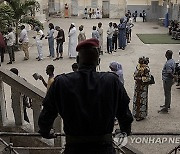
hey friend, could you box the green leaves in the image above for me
[0,3,14,33]
[1,0,42,44]
[20,16,43,30]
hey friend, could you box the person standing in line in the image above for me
[126,18,134,43]
[159,50,175,113]
[133,57,151,121]
[127,10,131,18]
[92,26,99,40]
[33,26,44,61]
[78,25,86,43]
[38,65,55,91]
[109,62,124,84]
[118,18,127,50]
[0,31,6,66]
[97,22,103,55]
[5,27,15,64]
[133,11,138,22]
[19,25,29,60]
[10,68,32,123]
[96,8,101,19]
[88,8,92,19]
[112,23,118,52]
[68,23,77,59]
[54,26,65,60]
[142,10,147,22]
[107,22,113,54]
[46,23,55,58]
[38,38,133,154]
[84,8,88,19]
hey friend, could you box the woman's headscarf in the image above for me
[109,62,124,84]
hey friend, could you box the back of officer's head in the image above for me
[76,38,100,66]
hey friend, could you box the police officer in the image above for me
[38,38,133,154]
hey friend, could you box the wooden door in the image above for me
[102,1,109,18]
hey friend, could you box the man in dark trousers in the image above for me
[159,50,175,113]
[53,26,65,60]
[38,38,133,154]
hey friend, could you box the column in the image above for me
[0,80,7,126]
[11,87,23,126]
[32,99,42,132]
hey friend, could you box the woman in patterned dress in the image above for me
[133,57,151,121]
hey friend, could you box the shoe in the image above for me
[47,55,51,57]
[7,62,12,64]
[160,105,170,109]
[176,83,180,86]
[38,59,42,61]
[12,59,15,62]
[158,108,168,114]
[24,58,29,61]
[59,57,63,59]
[122,48,125,50]
[114,50,117,52]
[53,57,60,61]
[36,57,39,59]
[160,105,165,108]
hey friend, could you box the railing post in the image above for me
[32,99,42,132]
[11,87,23,126]
[54,116,62,147]
[0,80,7,126]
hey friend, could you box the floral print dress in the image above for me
[133,64,151,120]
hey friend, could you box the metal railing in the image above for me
[0,138,19,154]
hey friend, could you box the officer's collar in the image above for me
[78,65,96,71]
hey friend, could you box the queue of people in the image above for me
[169,20,180,40]
[0,10,136,66]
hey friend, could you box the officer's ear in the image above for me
[76,55,79,64]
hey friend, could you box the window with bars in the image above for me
[49,0,55,9]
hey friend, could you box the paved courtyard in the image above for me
[1,17,180,153]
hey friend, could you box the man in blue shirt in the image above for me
[159,50,175,113]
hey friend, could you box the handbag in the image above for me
[148,75,155,85]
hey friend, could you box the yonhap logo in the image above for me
[113,132,128,147]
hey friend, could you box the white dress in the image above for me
[68,27,77,58]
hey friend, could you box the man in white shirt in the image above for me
[107,22,113,54]
[33,26,44,61]
[19,25,29,60]
[5,27,15,64]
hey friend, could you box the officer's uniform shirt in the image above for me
[38,65,133,136]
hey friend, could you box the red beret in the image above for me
[76,38,99,52]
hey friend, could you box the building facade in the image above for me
[127,0,180,21]
[43,0,127,18]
